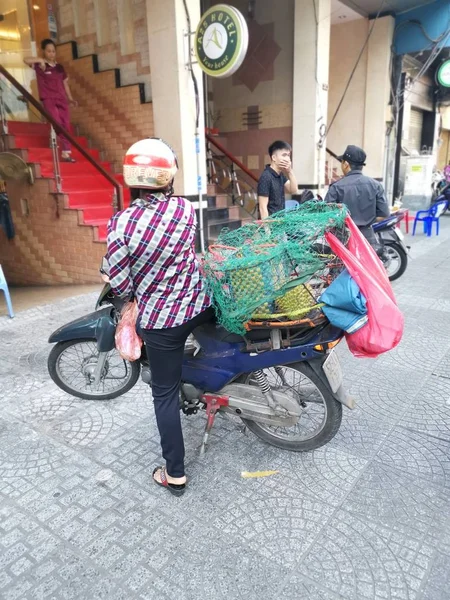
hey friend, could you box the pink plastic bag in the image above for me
[325,217,404,358]
[115,301,142,361]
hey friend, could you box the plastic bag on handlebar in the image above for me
[115,301,142,362]
[325,217,403,358]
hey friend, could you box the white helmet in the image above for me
[123,138,178,189]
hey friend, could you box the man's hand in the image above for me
[69,99,78,107]
[279,158,292,175]
[281,160,297,195]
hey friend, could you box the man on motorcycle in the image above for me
[105,138,213,496]
[325,145,389,248]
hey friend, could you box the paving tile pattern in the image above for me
[1,222,450,599]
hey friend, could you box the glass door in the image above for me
[0,1,40,122]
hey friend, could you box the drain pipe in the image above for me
[183,0,205,253]
[194,127,205,254]
[383,122,395,205]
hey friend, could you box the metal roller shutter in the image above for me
[408,108,424,152]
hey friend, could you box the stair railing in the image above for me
[0,65,123,212]
[206,133,259,218]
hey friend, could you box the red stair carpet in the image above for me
[8,121,130,242]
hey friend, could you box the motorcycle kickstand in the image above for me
[199,394,229,456]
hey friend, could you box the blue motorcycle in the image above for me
[48,284,352,453]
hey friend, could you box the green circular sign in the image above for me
[437,59,450,88]
[195,4,249,78]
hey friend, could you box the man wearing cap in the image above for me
[325,145,390,247]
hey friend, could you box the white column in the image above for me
[363,16,395,179]
[146,0,207,198]
[292,0,331,194]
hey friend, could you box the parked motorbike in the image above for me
[431,170,447,202]
[372,212,409,281]
[47,284,352,453]
[431,183,450,213]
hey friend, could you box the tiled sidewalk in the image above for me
[1,220,450,599]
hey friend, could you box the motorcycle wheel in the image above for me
[384,241,408,281]
[48,338,140,400]
[239,362,342,452]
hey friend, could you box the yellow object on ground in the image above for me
[241,470,279,478]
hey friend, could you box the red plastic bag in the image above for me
[325,218,404,358]
[345,217,395,303]
[115,301,142,361]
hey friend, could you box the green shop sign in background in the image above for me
[437,59,450,88]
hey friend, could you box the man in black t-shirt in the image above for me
[257,140,298,218]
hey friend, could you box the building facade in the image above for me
[1,0,449,284]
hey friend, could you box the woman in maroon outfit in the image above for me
[24,39,78,162]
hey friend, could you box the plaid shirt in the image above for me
[106,194,211,329]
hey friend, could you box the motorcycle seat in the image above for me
[195,317,271,344]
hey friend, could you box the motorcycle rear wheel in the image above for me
[239,362,342,452]
[48,338,140,400]
[384,241,408,281]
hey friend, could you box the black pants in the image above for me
[138,307,214,478]
[359,225,383,255]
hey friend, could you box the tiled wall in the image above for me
[0,180,105,286]
[54,0,151,100]
[222,127,293,179]
[57,43,154,174]
[207,0,295,177]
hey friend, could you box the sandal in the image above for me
[62,155,76,163]
[152,466,186,497]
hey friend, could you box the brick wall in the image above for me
[54,0,151,100]
[214,104,293,177]
[0,180,105,286]
[220,126,293,179]
[57,43,154,173]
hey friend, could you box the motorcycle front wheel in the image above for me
[239,362,342,452]
[48,338,140,400]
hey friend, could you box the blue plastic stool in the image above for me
[0,265,14,318]
[413,200,448,237]
[285,199,300,211]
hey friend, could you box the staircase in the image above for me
[205,134,258,242]
[206,184,243,240]
[6,121,340,248]
[6,120,130,242]
[7,121,251,249]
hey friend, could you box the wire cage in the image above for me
[203,202,349,335]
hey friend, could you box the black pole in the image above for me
[393,72,406,201]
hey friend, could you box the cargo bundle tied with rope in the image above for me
[202,201,349,335]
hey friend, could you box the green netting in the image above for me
[202,201,349,335]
